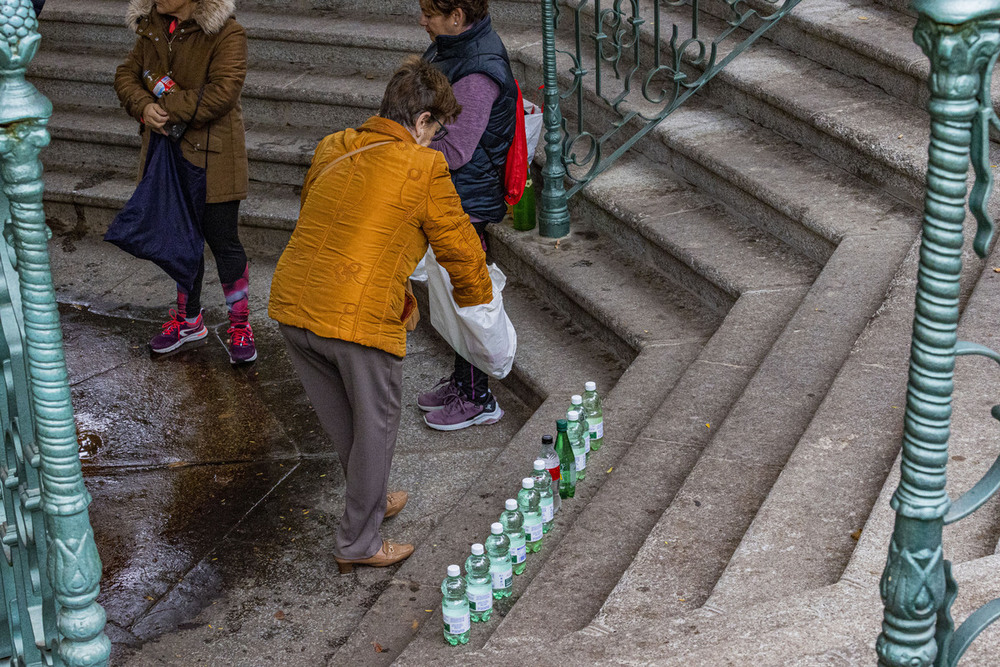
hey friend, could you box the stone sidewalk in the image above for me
[49,229,532,665]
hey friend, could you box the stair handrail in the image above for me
[537,0,804,238]
[0,1,109,665]
[877,2,1000,666]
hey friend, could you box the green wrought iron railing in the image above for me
[878,2,1000,666]
[0,1,109,665]
[538,0,804,237]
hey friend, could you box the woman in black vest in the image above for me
[416,0,517,431]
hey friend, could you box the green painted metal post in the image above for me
[878,2,1000,666]
[0,1,109,665]
[538,0,570,239]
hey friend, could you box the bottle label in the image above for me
[583,430,591,454]
[443,608,470,634]
[540,496,554,522]
[151,75,175,98]
[510,539,526,564]
[467,584,493,611]
[547,465,561,482]
[491,566,512,590]
[525,518,543,542]
[591,418,604,439]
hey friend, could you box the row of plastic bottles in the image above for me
[442,382,604,645]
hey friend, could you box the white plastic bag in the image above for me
[424,248,517,379]
[524,100,544,164]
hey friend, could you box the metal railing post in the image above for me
[538,0,571,239]
[0,1,109,665]
[878,2,1000,666]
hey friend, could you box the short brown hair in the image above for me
[419,0,489,25]
[378,57,462,128]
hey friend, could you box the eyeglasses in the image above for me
[431,115,449,142]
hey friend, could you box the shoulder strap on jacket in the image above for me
[302,141,391,209]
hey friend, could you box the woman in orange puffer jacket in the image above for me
[269,58,492,572]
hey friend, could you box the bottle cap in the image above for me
[571,394,583,405]
[471,543,484,555]
[522,477,535,489]
[491,522,504,534]
[541,435,553,444]
[505,498,518,511]
[585,381,597,392]
[556,419,567,431]
[567,410,580,421]
[533,459,545,471]
[448,564,460,577]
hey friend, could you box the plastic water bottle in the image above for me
[555,419,576,498]
[518,478,544,553]
[583,381,604,451]
[539,435,562,515]
[143,70,176,98]
[569,394,591,455]
[465,544,493,622]
[567,410,587,481]
[531,460,555,533]
[485,522,513,599]
[442,564,471,645]
[500,498,527,575]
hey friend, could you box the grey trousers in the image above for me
[280,325,403,560]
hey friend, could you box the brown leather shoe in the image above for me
[336,540,414,574]
[385,491,408,519]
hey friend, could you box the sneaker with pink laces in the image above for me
[150,309,208,354]
[227,323,257,364]
[417,376,462,412]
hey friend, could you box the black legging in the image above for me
[186,200,247,313]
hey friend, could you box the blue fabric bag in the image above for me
[104,132,206,294]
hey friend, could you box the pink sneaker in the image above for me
[150,309,207,354]
[424,393,503,431]
[227,323,258,365]
[417,376,462,412]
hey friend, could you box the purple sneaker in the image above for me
[227,323,258,365]
[417,376,462,412]
[150,309,208,354]
[424,393,503,431]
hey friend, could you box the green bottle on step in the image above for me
[518,478,544,553]
[442,564,470,645]
[500,498,527,575]
[582,381,604,451]
[465,544,493,622]
[512,173,536,231]
[555,419,577,499]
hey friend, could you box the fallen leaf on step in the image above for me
[274,610,286,620]
[412,619,419,630]
[851,529,862,541]
[706,423,710,428]
[994,268,1000,273]
[952,455,966,462]
[858,15,869,20]
[373,642,385,653]
[607,467,613,473]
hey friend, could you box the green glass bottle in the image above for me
[554,419,576,499]
[512,174,536,231]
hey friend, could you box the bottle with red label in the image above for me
[538,434,562,515]
[143,70,176,98]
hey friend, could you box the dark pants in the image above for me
[186,200,248,313]
[453,221,491,403]
[280,325,403,560]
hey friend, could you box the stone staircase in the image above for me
[30,0,1000,664]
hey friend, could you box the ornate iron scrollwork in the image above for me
[537,0,803,236]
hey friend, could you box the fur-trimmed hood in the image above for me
[126,0,236,35]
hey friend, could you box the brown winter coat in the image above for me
[268,117,493,358]
[113,0,249,203]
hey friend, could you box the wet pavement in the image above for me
[50,232,531,665]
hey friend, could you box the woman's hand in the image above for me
[142,102,170,134]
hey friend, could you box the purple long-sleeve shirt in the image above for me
[431,73,500,225]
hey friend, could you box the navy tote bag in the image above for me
[105,132,206,294]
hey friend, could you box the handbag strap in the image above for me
[316,141,390,181]
[302,141,390,208]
